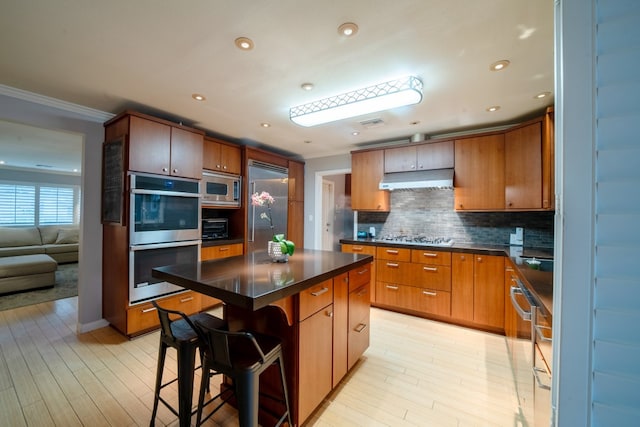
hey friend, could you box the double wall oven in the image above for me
[129,173,201,304]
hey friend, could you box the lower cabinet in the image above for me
[126,291,200,336]
[332,272,349,386]
[341,243,377,302]
[348,281,370,369]
[200,243,243,309]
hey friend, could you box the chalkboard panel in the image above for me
[102,137,125,224]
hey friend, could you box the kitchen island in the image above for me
[152,249,374,426]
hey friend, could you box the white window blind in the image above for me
[0,183,36,225]
[39,186,75,224]
[0,182,80,226]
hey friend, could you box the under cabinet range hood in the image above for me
[379,168,454,190]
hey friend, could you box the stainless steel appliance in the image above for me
[129,240,199,304]
[247,160,288,253]
[202,218,229,240]
[130,173,201,245]
[201,171,241,207]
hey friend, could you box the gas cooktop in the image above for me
[377,235,454,247]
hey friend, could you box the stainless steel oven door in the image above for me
[129,240,200,305]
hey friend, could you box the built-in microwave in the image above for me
[201,171,241,207]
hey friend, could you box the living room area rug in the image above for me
[0,262,78,311]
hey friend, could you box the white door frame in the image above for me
[313,168,350,250]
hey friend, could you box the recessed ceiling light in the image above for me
[0,160,4,164]
[304,140,312,144]
[260,122,271,128]
[489,60,510,71]
[235,37,254,50]
[73,169,79,173]
[301,83,314,91]
[410,121,421,126]
[338,22,358,37]
[486,106,501,112]
[535,91,552,99]
[352,131,360,136]
[192,93,206,101]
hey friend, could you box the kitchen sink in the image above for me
[522,257,554,272]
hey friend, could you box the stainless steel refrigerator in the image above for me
[247,160,289,253]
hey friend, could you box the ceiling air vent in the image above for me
[359,118,385,129]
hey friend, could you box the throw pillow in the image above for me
[55,228,79,244]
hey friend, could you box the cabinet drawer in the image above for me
[410,249,451,266]
[376,259,412,285]
[200,294,222,309]
[201,243,243,261]
[376,246,411,262]
[341,244,376,256]
[348,263,371,292]
[412,288,451,317]
[299,279,333,321]
[375,281,414,309]
[127,291,200,335]
[410,264,452,291]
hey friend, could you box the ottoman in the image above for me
[0,254,57,295]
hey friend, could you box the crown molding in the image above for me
[0,84,114,123]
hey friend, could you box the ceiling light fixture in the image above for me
[338,22,358,37]
[486,106,501,112]
[235,37,254,50]
[301,83,314,91]
[490,60,510,71]
[535,91,551,99]
[192,93,206,101]
[290,76,423,127]
[260,122,271,128]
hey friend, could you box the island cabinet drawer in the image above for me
[348,283,370,369]
[299,279,333,321]
[342,244,376,256]
[410,264,452,291]
[413,288,451,317]
[376,246,411,262]
[127,291,200,335]
[348,263,372,292]
[410,249,451,266]
[376,259,412,285]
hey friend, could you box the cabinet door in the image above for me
[473,254,505,329]
[410,263,451,291]
[128,115,171,175]
[505,122,542,209]
[170,127,203,179]
[202,138,221,171]
[454,135,505,210]
[342,244,376,302]
[413,287,451,317]
[542,108,555,210]
[376,282,413,309]
[332,273,349,387]
[288,160,305,202]
[298,304,334,424]
[416,140,454,170]
[220,143,242,175]
[451,253,474,322]
[376,259,412,285]
[384,145,416,172]
[351,150,389,211]
[348,283,370,369]
[287,200,304,249]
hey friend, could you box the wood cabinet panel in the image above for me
[376,281,415,308]
[127,291,200,335]
[376,259,412,285]
[287,200,304,249]
[454,134,505,210]
[348,263,371,293]
[128,115,171,175]
[342,244,376,302]
[298,304,334,423]
[288,160,305,202]
[505,122,542,209]
[299,279,333,321]
[332,273,349,387]
[201,243,243,261]
[351,150,389,211]
[410,249,451,265]
[170,127,203,179]
[348,283,370,369]
[376,246,411,262]
[416,140,454,170]
[542,107,555,210]
[384,145,417,172]
[412,287,451,317]
[451,253,474,322]
[203,137,242,175]
[409,264,451,291]
[473,254,505,329]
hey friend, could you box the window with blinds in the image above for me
[0,182,80,226]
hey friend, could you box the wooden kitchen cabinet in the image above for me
[200,243,243,309]
[542,107,555,210]
[351,150,389,211]
[348,281,370,369]
[451,252,505,330]
[126,291,200,336]
[288,160,305,202]
[332,272,349,387]
[384,140,454,173]
[287,159,305,249]
[505,121,543,209]
[454,134,505,210]
[203,136,242,175]
[341,243,377,302]
[105,111,204,180]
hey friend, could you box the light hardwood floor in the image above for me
[0,297,522,426]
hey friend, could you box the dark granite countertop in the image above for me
[340,238,554,316]
[153,249,373,311]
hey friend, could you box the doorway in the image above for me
[314,170,353,251]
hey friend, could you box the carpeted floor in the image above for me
[0,262,78,311]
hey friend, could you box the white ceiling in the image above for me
[0,0,554,172]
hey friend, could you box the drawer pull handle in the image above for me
[357,268,369,275]
[422,252,438,257]
[326,310,334,318]
[352,246,364,252]
[386,249,399,254]
[422,290,437,296]
[311,287,329,297]
[386,262,399,268]
[385,285,399,290]
[180,297,194,303]
[141,307,157,313]
[533,366,551,390]
[354,323,367,333]
[423,266,438,272]
[357,288,368,297]
[219,247,229,251]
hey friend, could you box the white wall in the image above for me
[0,89,111,332]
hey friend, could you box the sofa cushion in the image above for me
[0,246,45,257]
[0,254,57,279]
[43,243,79,254]
[54,228,79,244]
[39,225,78,244]
[0,227,42,248]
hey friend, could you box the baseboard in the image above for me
[77,318,110,334]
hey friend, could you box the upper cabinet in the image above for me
[505,122,542,209]
[542,107,555,210]
[351,150,389,212]
[105,111,204,180]
[288,160,305,248]
[384,140,454,173]
[454,134,505,210]
[203,137,242,175]
[288,160,305,202]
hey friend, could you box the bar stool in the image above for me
[149,301,227,427]
[194,321,292,427]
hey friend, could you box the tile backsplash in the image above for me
[358,189,554,248]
